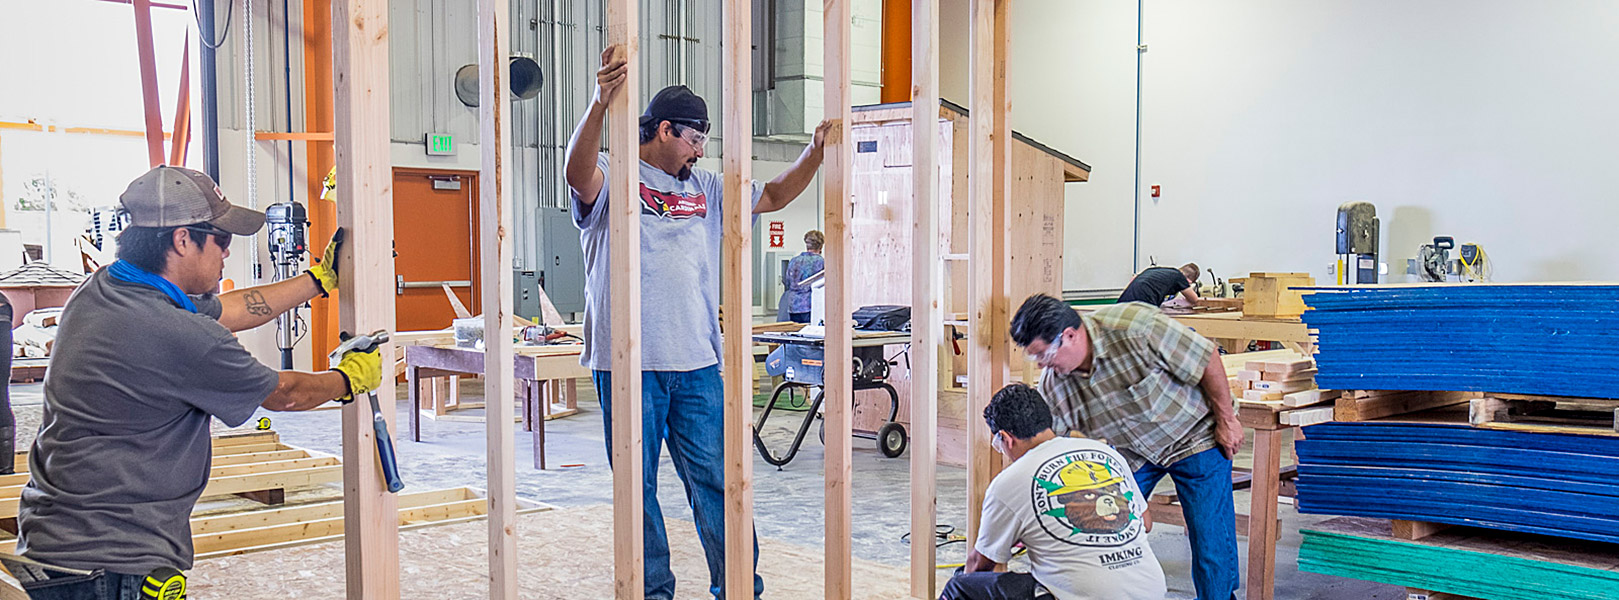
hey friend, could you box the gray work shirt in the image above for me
[572,154,762,372]
[17,268,279,574]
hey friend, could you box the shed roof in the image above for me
[0,262,87,288]
[851,99,1093,182]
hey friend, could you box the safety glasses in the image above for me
[671,119,710,148]
[1025,335,1063,364]
[182,225,233,250]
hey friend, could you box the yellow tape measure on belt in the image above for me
[142,567,186,600]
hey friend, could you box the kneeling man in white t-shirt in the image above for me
[941,383,1167,600]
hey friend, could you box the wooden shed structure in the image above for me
[847,99,1090,466]
[0,262,86,329]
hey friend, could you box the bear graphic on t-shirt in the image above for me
[1031,450,1145,546]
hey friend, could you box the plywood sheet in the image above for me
[187,505,910,599]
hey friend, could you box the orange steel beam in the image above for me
[131,0,167,166]
[2,121,174,138]
[254,131,336,141]
[879,0,912,104]
[304,0,338,369]
[62,127,171,138]
[168,37,192,166]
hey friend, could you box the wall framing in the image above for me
[477,0,520,596]
[605,0,645,597]
[720,0,756,598]
[331,0,401,597]
[909,0,942,597]
[965,0,1012,547]
[822,0,855,597]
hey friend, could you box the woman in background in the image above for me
[781,230,825,324]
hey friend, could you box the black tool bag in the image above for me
[852,304,911,332]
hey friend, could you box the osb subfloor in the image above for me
[187,504,911,599]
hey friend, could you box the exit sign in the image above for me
[425,133,455,156]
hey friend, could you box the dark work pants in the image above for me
[0,303,13,475]
[939,571,1053,600]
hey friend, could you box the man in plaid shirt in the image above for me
[1009,294,1241,600]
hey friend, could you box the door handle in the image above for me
[396,279,474,295]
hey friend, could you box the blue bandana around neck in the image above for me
[107,259,199,314]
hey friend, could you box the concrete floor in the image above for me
[8,379,1404,599]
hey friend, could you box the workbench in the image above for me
[1234,402,1296,600]
[403,343,589,469]
[1165,310,1314,356]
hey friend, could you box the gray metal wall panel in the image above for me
[388,0,479,146]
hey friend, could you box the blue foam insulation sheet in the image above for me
[1300,285,1619,399]
[1296,422,1619,544]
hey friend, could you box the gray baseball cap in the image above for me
[119,166,266,235]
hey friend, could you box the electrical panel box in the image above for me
[539,206,587,315]
[513,269,541,321]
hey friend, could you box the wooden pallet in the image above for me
[1334,390,1478,422]
[1470,394,1619,437]
[0,431,340,522]
[5,358,46,384]
[189,486,549,559]
[0,486,551,562]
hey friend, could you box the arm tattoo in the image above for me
[245,290,273,317]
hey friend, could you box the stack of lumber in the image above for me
[1332,389,1477,422]
[1230,353,1340,426]
[1300,516,1619,600]
[1240,272,1314,318]
[1295,421,1619,544]
[1300,284,1619,399]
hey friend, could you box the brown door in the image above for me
[392,169,480,333]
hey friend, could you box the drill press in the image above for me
[265,200,308,369]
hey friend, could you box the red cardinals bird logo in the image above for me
[640,183,708,220]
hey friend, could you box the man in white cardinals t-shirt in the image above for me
[941,383,1167,600]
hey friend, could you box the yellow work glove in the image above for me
[321,166,338,201]
[332,344,382,402]
[306,227,345,297]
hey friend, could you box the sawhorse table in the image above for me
[1168,311,1314,356]
[1235,400,1298,600]
[404,343,590,469]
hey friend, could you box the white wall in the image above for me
[939,0,1140,289]
[947,0,1619,287]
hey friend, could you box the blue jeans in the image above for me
[593,366,763,600]
[1132,447,1240,600]
[22,571,145,600]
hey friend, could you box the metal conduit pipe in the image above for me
[199,0,221,181]
[1132,0,1144,272]
[244,0,260,276]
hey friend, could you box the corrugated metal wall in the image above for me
[215,0,874,271]
[510,0,725,270]
[388,0,481,147]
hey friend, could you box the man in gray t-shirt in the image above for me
[9,166,383,598]
[563,46,831,600]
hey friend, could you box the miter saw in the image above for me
[1409,236,1490,282]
